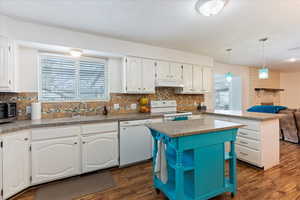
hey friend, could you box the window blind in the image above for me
[79,60,106,99]
[39,54,108,102]
[40,56,77,101]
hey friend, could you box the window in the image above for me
[214,74,242,111]
[39,54,108,101]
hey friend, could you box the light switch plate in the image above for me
[131,104,137,110]
[26,106,32,114]
[114,104,120,110]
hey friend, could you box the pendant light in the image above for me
[258,38,269,79]
[195,0,229,17]
[225,48,233,82]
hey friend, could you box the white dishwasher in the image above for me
[119,118,162,167]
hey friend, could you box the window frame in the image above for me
[213,73,243,111]
[38,53,110,102]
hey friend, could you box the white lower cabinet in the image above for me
[0,122,120,199]
[0,139,2,200]
[2,131,30,199]
[31,136,80,185]
[82,132,118,173]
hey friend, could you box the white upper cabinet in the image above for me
[123,57,155,94]
[155,61,183,87]
[193,65,203,92]
[202,67,213,92]
[0,36,15,92]
[141,59,156,93]
[182,64,193,93]
[3,131,30,199]
[156,60,170,81]
[122,56,211,93]
[169,62,183,81]
[177,65,212,94]
[125,57,142,93]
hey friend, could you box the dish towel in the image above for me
[154,140,168,184]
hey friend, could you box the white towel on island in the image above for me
[154,140,168,184]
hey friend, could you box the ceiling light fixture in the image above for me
[258,37,269,80]
[195,0,229,16]
[287,58,297,62]
[70,49,83,58]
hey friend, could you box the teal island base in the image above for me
[150,128,238,200]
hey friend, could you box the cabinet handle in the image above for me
[74,142,78,145]
[24,138,28,141]
[8,80,11,85]
[82,141,86,144]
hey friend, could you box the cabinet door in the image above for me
[3,131,30,199]
[156,61,170,81]
[182,64,193,93]
[125,57,142,93]
[193,65,203,92]
[170,62,183,81]
[31,137,80,185]
[141,59,155,93]
[82,132,118,173]
[0,36,10,91]
[203,67,213,92]
[0,140,2,200]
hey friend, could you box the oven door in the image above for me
[0,103,8,119]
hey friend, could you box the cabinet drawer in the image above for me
[81,122,118,135]
[32,126,81,141]
[236,144,261,166]
[238,128,260,140]
[231,118,260,131]
[236,136,260,150]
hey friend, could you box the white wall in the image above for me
[212,62,250,110]
[280,72,300,108]
[2,15,213,66]
[16,47,39,92]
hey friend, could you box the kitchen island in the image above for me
[147,118,244,200]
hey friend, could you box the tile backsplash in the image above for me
[0,88,204,120]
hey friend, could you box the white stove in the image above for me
[150,100,192,121]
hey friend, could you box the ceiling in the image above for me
[1,0,300,71]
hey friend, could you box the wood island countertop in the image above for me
[147,118,245,138]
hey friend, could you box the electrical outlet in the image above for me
[131,104,137,110]
[114,104,120,110]
[26,106,32,114]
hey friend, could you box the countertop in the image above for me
[204,110,284,121]
[0,109,284,135]
[0,113,164,134]
[147,118,244,138]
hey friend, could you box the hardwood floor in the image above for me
[12,141,300,200]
